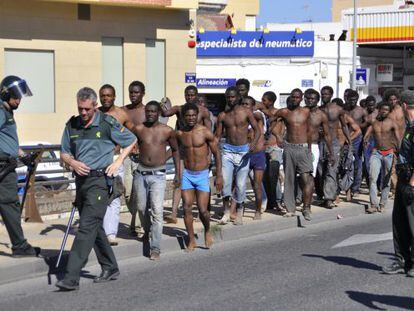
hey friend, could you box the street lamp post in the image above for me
[352,0,358,89]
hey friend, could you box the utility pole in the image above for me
[352,0,358,89]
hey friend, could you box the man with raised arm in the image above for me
[176,103,223,251]
[215,86,260,225]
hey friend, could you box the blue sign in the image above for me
[356,68,368,86]
[185,73,196,83]
[301,79,313,87]
[197,31,314,57]
[196,78,236,89]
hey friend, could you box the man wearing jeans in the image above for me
[215,87,260,225]
[344,90,368,198]
[363,102,401,213]
[132,101,180,260]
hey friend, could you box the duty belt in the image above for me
[75,169,106,178]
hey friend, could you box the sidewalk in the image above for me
[0,191,376,285]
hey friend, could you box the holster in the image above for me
[106,175,124,204]
[396,163,413,183]
[0,157,17,183]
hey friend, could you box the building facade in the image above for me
[0,0,197,143]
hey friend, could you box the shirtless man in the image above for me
[121,81,147,235]
[384,89,405,195]
[161,86,211,224]
[271,88,313,220]
[241,96,267,220]
[344,90,368,197]
[176,103,223,251]
[132,101,180,260]
[315,86,335,201]
[262,91,283,210]
[363,102,401,213]
[215,86,260,225]
[385,88,405,138]
[363,96,378,184]
[98,84,134,245]
[319,92,354,208]
[333,98,362,200]
[304,88,333,178]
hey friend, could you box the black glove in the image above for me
[20,153,35,167]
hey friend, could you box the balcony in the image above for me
[198,0,227,12]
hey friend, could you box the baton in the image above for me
[55,204,76,268]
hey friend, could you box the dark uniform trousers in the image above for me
[65,175,118,282]
[0,171,28,250]
[392,179,414,269]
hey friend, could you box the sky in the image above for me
[256,0,332,27]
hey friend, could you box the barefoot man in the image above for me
[270,88,313,220]
[161,86,212,224]
[98,84,134,245]
[363,102,401,213]
[132,101,180,260]
[122,81,146,235]
[176,103,223,251]
[215,86,260,225]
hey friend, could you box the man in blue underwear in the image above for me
[215,87,261,225]
[176,103,223,251]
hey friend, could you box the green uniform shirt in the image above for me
[0,102,19,158]
[61,110,136,170]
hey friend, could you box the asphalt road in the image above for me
[0,212,413,311]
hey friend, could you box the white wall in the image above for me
[197,41,357,107]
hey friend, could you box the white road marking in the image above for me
[332,232,393,249]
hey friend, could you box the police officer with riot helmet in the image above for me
[56,87,136,291]
[383,90,414,277]
[0,75,39,257]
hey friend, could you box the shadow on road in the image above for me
[302,254,382,271]
[346,290,414,310]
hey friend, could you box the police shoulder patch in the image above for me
[102,114,117,127]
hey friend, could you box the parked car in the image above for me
[16,142,71,193]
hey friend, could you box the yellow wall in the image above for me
[0,0,196,143]
[332,0,394,21]
[221,0,260,30]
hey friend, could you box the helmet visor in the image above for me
[6,79,33,99]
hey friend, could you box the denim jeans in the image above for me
[103,164,124,239]
[351,134,363,193]
[134,172,166,253]
[221,144,250,203]
[369,151,393,208]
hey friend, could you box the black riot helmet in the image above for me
[0,75,33,102]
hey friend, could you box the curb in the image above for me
[0,202,367,286]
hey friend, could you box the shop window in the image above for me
[5,49,55,113]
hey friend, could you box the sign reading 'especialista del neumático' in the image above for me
[197,31,315,57]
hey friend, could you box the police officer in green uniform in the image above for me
[0,75,39,257]
[382,90,414,277]
[56,87,136,291]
